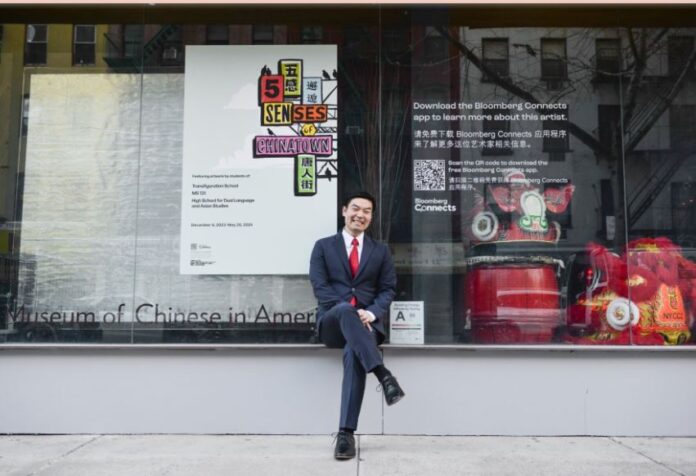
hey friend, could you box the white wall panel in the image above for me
[1,348,694,436]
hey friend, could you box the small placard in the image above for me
[278,59,302,98]
[389,301,424,345]
[261,102,293,126]
[258,74,285,104]
[294,154,317,196]
[302,77,322,104]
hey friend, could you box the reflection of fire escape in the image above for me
[624,80,674,149]
[627,149,692,229]
[103,25,180,72]
[625,79,692,229]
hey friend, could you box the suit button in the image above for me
[351,288,356,292]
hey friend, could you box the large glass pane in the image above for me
[623,27,696,346]
[1,22,145,343]
[129,20,378,343]
[386,12,647,345]
[2,7,694,348]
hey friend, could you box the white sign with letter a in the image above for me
[389,301,424,345]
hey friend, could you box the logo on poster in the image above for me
[254,58,338,196]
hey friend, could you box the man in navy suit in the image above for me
[309,191,405,460]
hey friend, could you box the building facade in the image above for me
[0,5,695,436]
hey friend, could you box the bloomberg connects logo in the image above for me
[414,198,457,212]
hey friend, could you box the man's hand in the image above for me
[357,309,375,330]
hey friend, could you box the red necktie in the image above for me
[349,238,359,306]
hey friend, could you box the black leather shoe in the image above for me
[334,431,356,460]
[381,375,405,406]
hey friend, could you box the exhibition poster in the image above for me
[180,45,338,275]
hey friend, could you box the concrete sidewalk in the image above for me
[1,435,694,476]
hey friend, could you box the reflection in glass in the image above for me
[0,14,695,346]
[540,38,567,80]
[24,24,47,65]
[401,24,696,345]
[623,28,696,346]
[73,25,96,65]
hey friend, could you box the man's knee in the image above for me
[331,302,356,317]
[335,304,365,329]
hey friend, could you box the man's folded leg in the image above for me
[319,303,406,435]
[339,344,368,432]
[320,303,383,371]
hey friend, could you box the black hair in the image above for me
[343,191,376,211]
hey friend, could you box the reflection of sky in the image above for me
[223,83,257,111]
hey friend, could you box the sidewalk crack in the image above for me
[356,434,361,476]
[610,437,686,476]
[25,435,104,476]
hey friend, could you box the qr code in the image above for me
[413,160,446,191]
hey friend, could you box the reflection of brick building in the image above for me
[0,24,108,226]
[450,27,696,247]
[0,25,108,319]
[102,25,337,72]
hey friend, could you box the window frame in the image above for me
[122,24,144,60]
[668,35,695,78]
[669,104,696,150]
[597,104,622,156]
[300,26,323,45]
[160,25,183,66]
[594,38,621,80]
[252,25,274,45]
[72,24,96,66]
[540,37,567,80]
[205,24,229,45]
[24,24,48,66]
[423,31,448,63]
[481,37,509,81]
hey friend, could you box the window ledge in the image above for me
[0,343,694,352]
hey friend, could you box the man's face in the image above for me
[342,198,373,236]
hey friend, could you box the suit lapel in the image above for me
[333,233,351,277]
[356,235,375,280]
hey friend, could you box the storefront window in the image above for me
[0,16,379,344]
[5,23,143,343]
[391,18,696,346]
[0,6,695,346]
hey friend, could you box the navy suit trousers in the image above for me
[319,302,383,430]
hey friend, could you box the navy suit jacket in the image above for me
[309,232,396,341]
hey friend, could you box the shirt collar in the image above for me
[342,228,364,248]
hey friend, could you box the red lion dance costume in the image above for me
[567,237,695,345]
